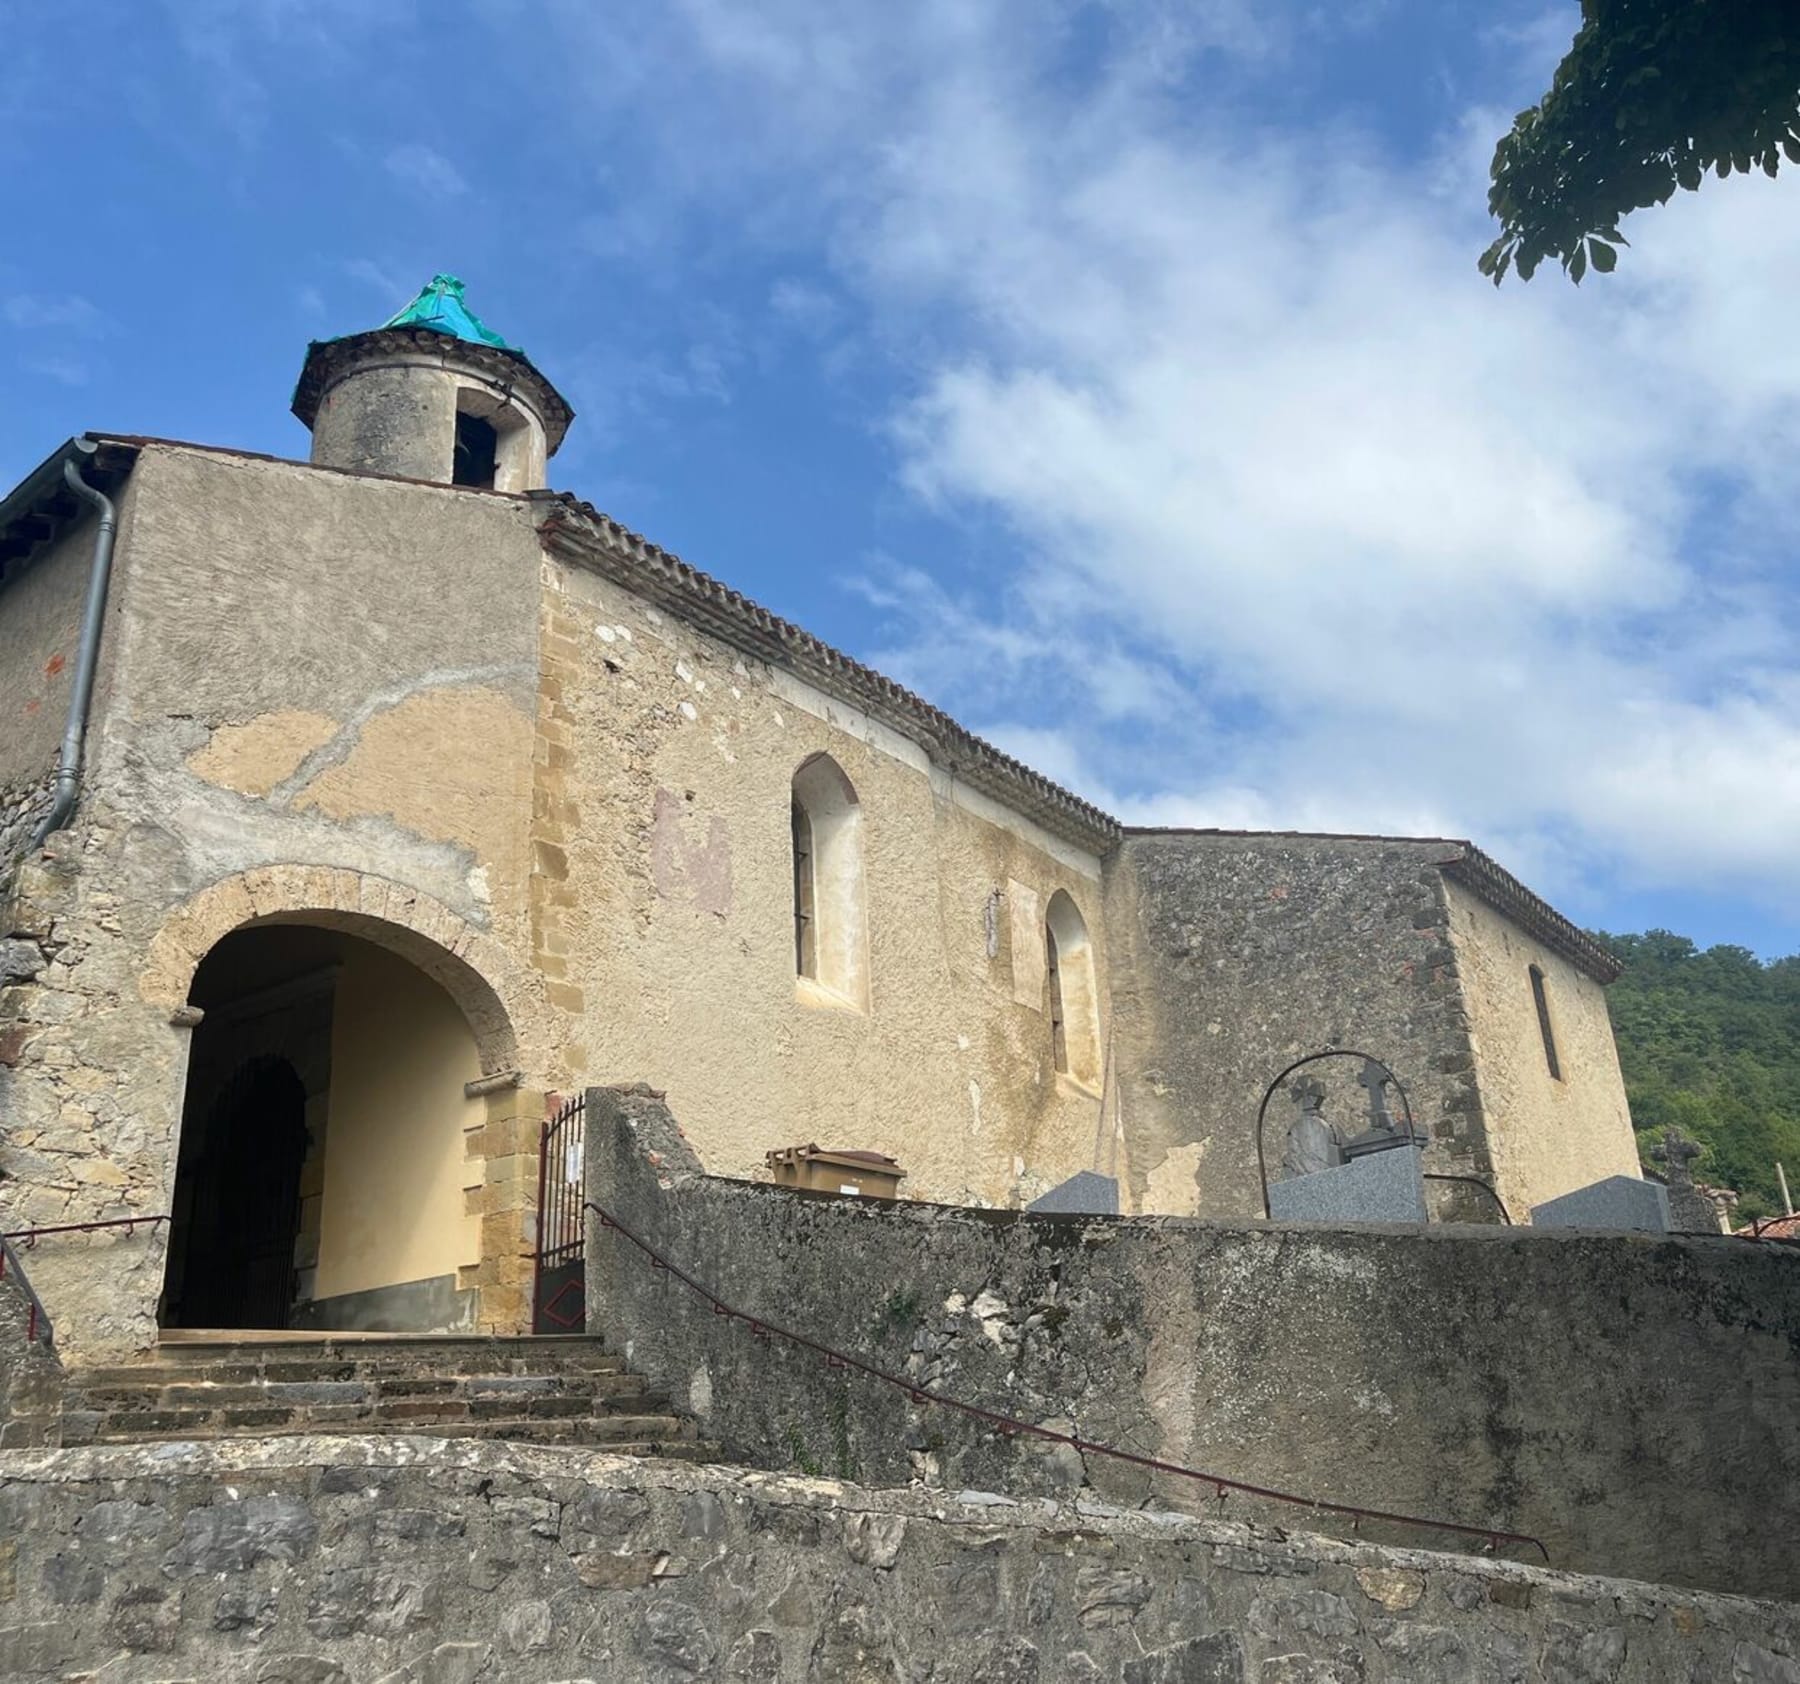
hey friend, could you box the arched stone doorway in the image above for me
[161,920,494,1334]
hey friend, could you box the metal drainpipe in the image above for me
[30,446,119,847]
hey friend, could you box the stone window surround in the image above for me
[1045,887,1102,1093]
[452,380,537,494]
[789,752,869,1014]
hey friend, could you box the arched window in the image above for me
[790,754,868,1010]
[1045,890,1101,1090]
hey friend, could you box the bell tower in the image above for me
[291,275,573,491]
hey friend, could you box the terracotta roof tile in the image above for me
[535,491,1121,852]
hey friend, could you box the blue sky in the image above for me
[4,1,1798,957]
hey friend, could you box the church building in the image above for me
[0,278,1641,1360]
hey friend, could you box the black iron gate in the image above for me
[532,1092,586,1332]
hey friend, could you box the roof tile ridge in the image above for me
[1441,844,1621,984]
[538,493,1121,843]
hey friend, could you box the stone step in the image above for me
[412,1415,698,1448]
[73,1371,652,1412]
[85,1411,697,1449]
[104,1341,624,1380]
[76,1353,627,1388]
[59,1334,697,1459]
[147,1333,608,1363]
[74,1386,672,1436]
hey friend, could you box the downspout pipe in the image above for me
[31,442,119,847]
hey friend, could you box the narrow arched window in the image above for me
[790,755,868,1009]
[1529,964,1561,1081]
[791,797,816,978]
[1045,890,1101,1089]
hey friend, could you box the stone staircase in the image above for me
[56,1334,712,1458]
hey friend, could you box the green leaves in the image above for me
[1604,927,1800,1219]
[1483,0,1800,283]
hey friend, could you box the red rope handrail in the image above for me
[3,1215,169,1246]
[0,1216,167,1347]
[0,1233,56,1346]
[585,1198,1549,1564]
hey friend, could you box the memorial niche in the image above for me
[1261,1052,1428,1225]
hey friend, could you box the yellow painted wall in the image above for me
[534,563,1114,1209]
[1443,881,1639,1218]
[313,940,483,1301]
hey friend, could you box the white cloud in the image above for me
[22,355,90,388]
[383,141,467,199]
[4,294,108,334]
[501,3,1800,919]
[769,278,842,337]
[341,258,408,304]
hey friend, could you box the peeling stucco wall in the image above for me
[1,440,1643,1368]
[0,517,94,878]
[537,557,1113,1207]
[8,1436,1794,1683]
[1103,834,1498,1220]
[1444,881,1639,1218]
[587,1086,1800,1600]
[1,445,1118,1357]
[0,447,549,1357]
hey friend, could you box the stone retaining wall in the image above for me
[0,1249,63,1449]
[585,1086,1800,1600]
[2,1434,1795,1681]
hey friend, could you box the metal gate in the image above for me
[532,1092,586,1332]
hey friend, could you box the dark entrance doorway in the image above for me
[162,1057,309,1329]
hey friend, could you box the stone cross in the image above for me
[1650,1126,1721,1233]
[1357,1059,1396,1136]
[1650,1127,1703,1180]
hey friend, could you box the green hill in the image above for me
[1598,931,1800,1224]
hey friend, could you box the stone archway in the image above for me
[141,865,543,1078]
[142,867,551,1335]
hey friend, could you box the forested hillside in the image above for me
[1599,931,1800,1224]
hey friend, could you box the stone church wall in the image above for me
[1104,832,1498,1220]
[536,548,1112,1208]
[1,443,1119,1355]
[587,1087,1800,1600]
[1442,881,1638,1218]
[0,514,99,880]
[3,1434,1794,1681]
[0,445,552,1356]
[0,1249,63,1450]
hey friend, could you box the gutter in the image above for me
[28,439,120,846]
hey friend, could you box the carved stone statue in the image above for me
[1281,1079,1344,1178]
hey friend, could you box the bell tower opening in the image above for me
[453,408,498,488]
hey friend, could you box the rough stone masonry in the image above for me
[585,1086,1800,1601]
[2,1434,1797,1682]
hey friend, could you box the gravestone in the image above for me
[1268,1142,1427,1224]
[1529,1176,1671,1234]
[1027,1172,1120,1216]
